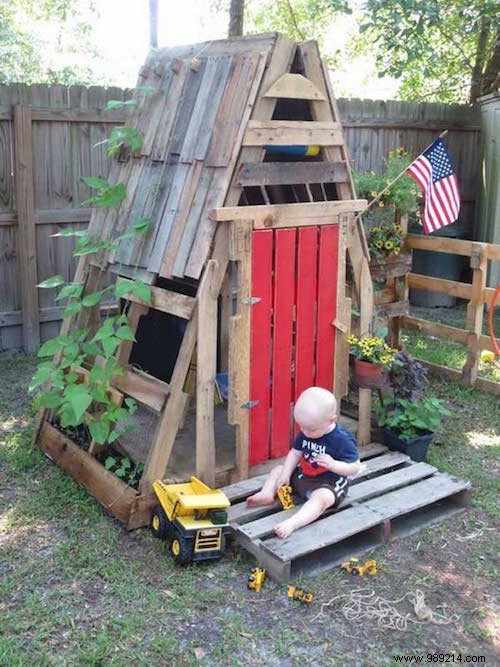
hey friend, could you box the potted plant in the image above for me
[376,395,451,462]
[348,333,397,388]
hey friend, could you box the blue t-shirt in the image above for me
[292,423,359,483]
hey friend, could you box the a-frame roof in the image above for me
[89,33,359,282]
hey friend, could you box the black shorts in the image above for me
[290,470,349,508]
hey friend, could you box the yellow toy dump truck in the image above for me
[151,477,231,565]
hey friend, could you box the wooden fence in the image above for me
[402,234,500,394]
[0,85,481,352]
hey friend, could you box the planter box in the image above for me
[369,251,413,280]
[380,427,434,462]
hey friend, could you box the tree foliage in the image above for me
[360,0,500,102]
[0,0,100,84]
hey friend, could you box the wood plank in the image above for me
[237,161,348,187]
[262,473,470,561]
[238,462,437,539]
[38,422,136,526]
[184,51,269,279]
[115,278,195,319]
[13,105,40,353]
[463,246,487,384]
[334,217,349,401]
[243,120,343,147]
[416,358,500,395]
[206,52,261,168]
[227,221,252,480]
[401,315,496,354]
[196,260,218,486]
[110,367,170,413]
[212,200,366,225]
[270,228,296,459]
[249,230,273,465]
[407,273,472,300]
[263,73,326,100]
[406,233,474,257]
[315,225,339,391]
[294,227,318,401]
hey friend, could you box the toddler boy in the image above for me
[246,386,360,538]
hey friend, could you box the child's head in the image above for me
[293,387,337,439]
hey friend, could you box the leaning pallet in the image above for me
[222,444,471,581]
[35,33,375,529]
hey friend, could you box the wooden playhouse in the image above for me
[36,34,470,550]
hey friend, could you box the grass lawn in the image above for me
[0,347,498,666]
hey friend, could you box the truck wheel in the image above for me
[151,507,170,539]
[169,534,194,565]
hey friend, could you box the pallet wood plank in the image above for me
[408,273,472,300]
[206,52,261,167]
[184,51,269,279]
[38,422,136,525]
[316,225,339,390]
[294,227,318,401]
[249,230,274,465]
[237,161,349,187]
[212,200,366,225]
[270,228,296,458]
[263,473,470,562]
[238,462,437,539]
[115,278,195,319]
[243,120,343,146]
[196,260,218,486]
[263,73,326,100]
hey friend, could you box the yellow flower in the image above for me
[378,201,384,207]
[385,241,394,250]
[395,224,402,233]
[375,241,383,249]
[371,191,378,197]
[394,247,400,255]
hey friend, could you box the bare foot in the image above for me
[274,518,297,539]
[246,491,275,507]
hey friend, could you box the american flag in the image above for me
[407,139,461,234]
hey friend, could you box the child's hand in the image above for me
[277,474,290,489]
[314,453,337,472]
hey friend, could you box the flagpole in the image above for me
[354,130,449,224]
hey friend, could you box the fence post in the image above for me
[462,243,487,384]
[13,104,40,353]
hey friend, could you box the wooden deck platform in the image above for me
[221,443,471,581]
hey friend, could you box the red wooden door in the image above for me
[249,224,340,465]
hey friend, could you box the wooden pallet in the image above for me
[221,444,471,581]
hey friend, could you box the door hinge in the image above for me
[241,400,260,409]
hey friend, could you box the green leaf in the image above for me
[50,228,89,238]
[82,290,105,307]
[83,176,109,190]
[104,456,117,470]
[89,420,110,444]
[37,275,66,289]
[134,218,152,234]
[64,385,92,422]
[82,342,100,356]
[102,336,120,357]
[55,283,84,301]
[37,338,65,357]
[108,430,121,444]
[38,391,63,409]
[116,326,135,342]
[63,301,83,317]
[115,281,133,298]
[105,99,138,111]
[124,397,137,415]
[131,280,152,305]
[89,365,106,383]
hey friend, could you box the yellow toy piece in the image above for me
[341,557,377,576]
[287,585,314,604]
[277,484,294,510]
[151,476,231,565]
[247,567,267,592]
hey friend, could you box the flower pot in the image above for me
[380,427,434,462]
[353,359,386,388]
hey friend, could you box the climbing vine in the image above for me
[30,103,155,447]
